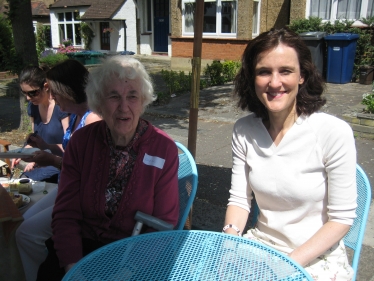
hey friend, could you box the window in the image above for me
[146,0,152,32]
[252,0,261,37]
[182,0,237,37]
[308,0,373,21]
[57,11,82,46]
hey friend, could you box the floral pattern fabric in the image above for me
[244,228,354,281]
[104,119,148,217]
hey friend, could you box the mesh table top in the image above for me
[63,230,312,281]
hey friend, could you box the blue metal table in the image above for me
[63,230,313,281]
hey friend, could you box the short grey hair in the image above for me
[86,56,156,114]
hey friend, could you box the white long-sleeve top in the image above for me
[229,112,357,252]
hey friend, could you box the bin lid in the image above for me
[324,33,359,41]
[299,31,327,40]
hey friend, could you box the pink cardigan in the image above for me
[52,120,179,267]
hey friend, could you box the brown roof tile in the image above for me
[50,0,126,20]
[81,0,126,20]
[31,1,49,16]
[50,0,93,9]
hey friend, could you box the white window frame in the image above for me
[182,0,237,38]
[56,10,82,46]
[306,0,373,22]
[252,0,261,38]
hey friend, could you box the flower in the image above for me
[103,27,114,33]
[62,38,72,47]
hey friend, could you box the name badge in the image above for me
[143,153,165,169]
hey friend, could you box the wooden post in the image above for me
[186,0,204,230]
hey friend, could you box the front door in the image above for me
[100,22,110,51]
[154,0,169,53]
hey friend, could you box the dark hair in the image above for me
[19,66,46,89]
[46,59,89,104]
[234,27,326,120]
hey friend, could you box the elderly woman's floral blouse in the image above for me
[104,119,148,217]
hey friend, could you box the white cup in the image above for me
[32,181,46,193]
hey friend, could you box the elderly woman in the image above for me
[37,56,179,280]
[223,28,356,280]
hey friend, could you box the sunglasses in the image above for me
[21,88,41,98]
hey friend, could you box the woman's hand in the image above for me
[11,158,21,169]
[65,263,76,273]
[24,151,56,167]
[27,134,48,150]
[287,221,350,266]
[23,162,35,172]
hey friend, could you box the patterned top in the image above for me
[62,111,91,150]
[104,119,148,217]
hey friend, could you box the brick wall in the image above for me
[171,38,249,61]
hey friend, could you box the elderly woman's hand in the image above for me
[23,151,58,168]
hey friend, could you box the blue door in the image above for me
[153,0,169,53]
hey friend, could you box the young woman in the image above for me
[12,66,69,182]
[223,28,356,280]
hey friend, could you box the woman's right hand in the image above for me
[27,134,48,150]
[23,162,35,172]
[11,158,21,169]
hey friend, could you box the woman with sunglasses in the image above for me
[15,59,101,281]
[12,66,69,183]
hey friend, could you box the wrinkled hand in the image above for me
[65,263,76,273]
[27,134,48,150]
[24,162,35,172]
[25,151,55,167]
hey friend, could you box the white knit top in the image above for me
[229,112,357,252]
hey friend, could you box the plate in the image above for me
[0,148,40,158]
[18,194,31,210]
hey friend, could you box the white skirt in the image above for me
[244,228,354,281]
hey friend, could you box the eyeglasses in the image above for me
[21,88,41,98]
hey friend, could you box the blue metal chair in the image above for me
[250,164,372,280]
[132,141,198,234]
[344,164,372,281]
[174,141,198,230]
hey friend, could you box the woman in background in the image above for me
[12,66,69,182]
[16,59,101,281]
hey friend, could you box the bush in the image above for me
[0,14,19,73]
[39,53,69,68]
[362,82,374,113]
[160,69,191,95]
[203,60,224,86]
[203,60,240,86]
[81,22,95,50]
[35,23,46,58]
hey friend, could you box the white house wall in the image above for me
[112,0,137,54]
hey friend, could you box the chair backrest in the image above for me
[344,164,371,280]
[175,141,198,230]
[250,164,371,280]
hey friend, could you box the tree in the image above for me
[5,0,38,131]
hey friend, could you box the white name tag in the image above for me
[143,153,165,169]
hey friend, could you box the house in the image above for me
[46,0,373,70]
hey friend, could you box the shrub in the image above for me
[203,60,225,86]
[0,14,19,73]
[57,45,76,54]
[35,23,46,58]
[222,60,241,83]
[81,22,95,50]
[160,69,191,95]
[39,53,69,68]
[362,82,374,113]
